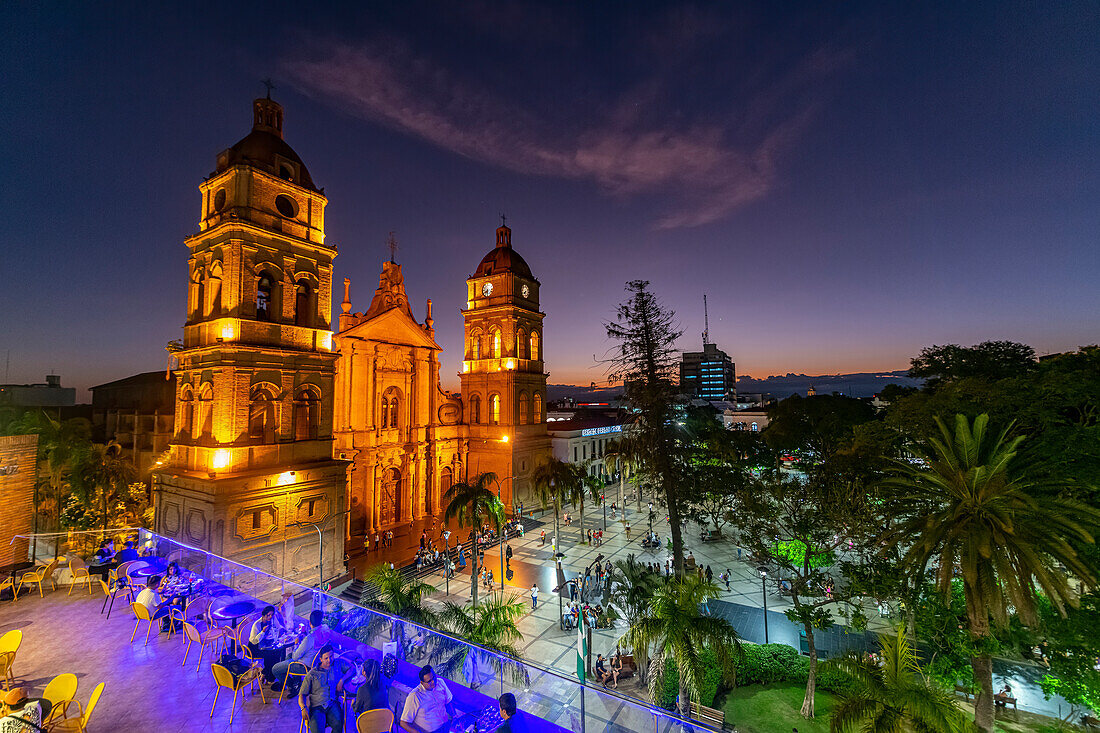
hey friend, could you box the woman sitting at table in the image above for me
[353,659,389,716]
[248,605,284,683]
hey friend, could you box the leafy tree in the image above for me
[571,462,604,543]
[70,441,137,532]
[443,472,506,608]
[605,280,689,573]
[621,575,741,717]
[879,413,1100,733]
[764,394,875,459]
[908,340,1036,388]
[827,628,967,733]
[432,594,528,690]
[1037,588,1100,718]
[604,435,644,510]
[532,457,575,555]
[362,564,438,657]
[740,463,877,718]
[4,411,91,531]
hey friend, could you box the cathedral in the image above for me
[152,97,550,580]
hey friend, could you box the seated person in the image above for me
[494,692,529,733]
[594,654,612,687]
[400,665,454,733]
[88,539,116,581]
[299,644,352,733]
[248,605,283,683]
[135,575,176,631]
[0,687,42,733]
[352,658,389,716]
[607,653,623,689]
[113,540,139,564]
[273,610,326,692]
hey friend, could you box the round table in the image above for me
[211,600,258,655]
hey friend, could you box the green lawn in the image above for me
[718,682,837,733]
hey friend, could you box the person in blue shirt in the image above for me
[273,610,327,693]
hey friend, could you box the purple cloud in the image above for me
[285,38,842,228]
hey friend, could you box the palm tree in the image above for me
[573,463,604,543]
[880,414,1100,733]
[70,440,137,532]
[362,563,439,658]
[443,472,506,608]
[610,556,661,679]
[605,434,643,511]
[532,458,574,556]
[431,594,529,690]
[828,628,966,733]
[622,574,741,717]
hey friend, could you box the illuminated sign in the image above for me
[580,425,623,437]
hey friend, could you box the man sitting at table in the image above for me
[273,610,326,693]
[400,665,455,733]
[494,693,530,733]
[113,540,139,564]
[299,644,351,733]
[135,575,175,632]
[248,605,284,683]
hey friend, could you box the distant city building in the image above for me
[547,414,627,484]
[680,342,736,401]
[90,371,175,479]
[0,375,76,408]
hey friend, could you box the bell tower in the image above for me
[153,96,347,583]
[460,222,551,508]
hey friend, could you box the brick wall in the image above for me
[0,434,39,570]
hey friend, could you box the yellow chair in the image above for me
[276,656,311,705]
[0,651,15,691]
[0,575,17,603]
[51,681,103,732]
[67,558,92,596]
[182,622,227,672]
[41,672,78,728]
[129,602,156,645]
[18,558,59,597]
[210,662,266,724]
[0,630,21,687]
[357,709,395,733]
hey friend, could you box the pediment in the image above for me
[337,307,441,350]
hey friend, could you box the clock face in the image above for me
[482,282,493,297]
[521,284,530,298]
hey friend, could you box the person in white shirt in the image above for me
[248,605,281,683]
[400,665,454,733]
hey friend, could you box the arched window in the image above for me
[440,467,453,508]
[197,383,214,439]
[204,261,223,318]
[530,331,540,361]
[293,386,321,440]
[471,332,482,360]
[518,392,529,425]
[189,269,204,321]
[248,385,278,444]
[491,328,502,359]
[489,394,500,425]
[751,422,759,432]
[256,272,275,321]
[179,387,194,437]
[516,329,526,359]
[295,279,313,327]
[469,394,481,424]
[382,387,401,430]
[533,393,542,424]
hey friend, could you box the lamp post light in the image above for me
[443,529,452,596]
[490,474,515,596]
[758,565,769,644]
[289,509,352,589]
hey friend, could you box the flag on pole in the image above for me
[576,614,587,682]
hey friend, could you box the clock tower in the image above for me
[460,223,551,508]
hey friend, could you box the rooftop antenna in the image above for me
[387,231,398,263]
[702,294,710,346]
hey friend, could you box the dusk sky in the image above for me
[2,1,1098,398]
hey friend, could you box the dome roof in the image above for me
[474,225,533,279]
[214,98,319,192]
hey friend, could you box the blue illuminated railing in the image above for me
[10,528,723,733]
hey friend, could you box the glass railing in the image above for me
[9,528,722,733]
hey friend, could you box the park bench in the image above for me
[688,701,726,730]
[994,693,1017,716]
[616,654,636,680]
[953,685,972,702]
[1080,715,1100,730]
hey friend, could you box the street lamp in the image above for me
[490,474,515,596]
[758,565,769,644]
[288,509,352,589]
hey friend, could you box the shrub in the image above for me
[815,663,860,697]
[654,647,723,708]
[734,643,808,686]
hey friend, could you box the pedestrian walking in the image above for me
[373,533,380,552]
[705,565,713,584]
[540,530,546,546]
[505,544,513,569]
[724,568,732,591]
[625,522,630,537]
[531,584,539,609]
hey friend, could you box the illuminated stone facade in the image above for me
[152,98,347,582]
[459,224,551,508]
